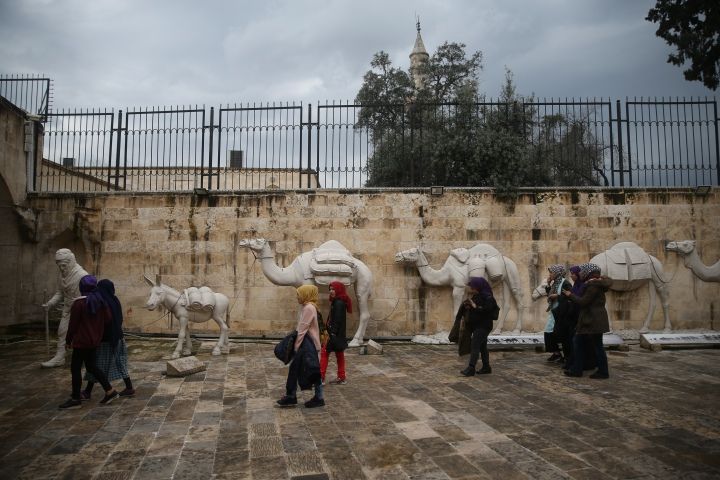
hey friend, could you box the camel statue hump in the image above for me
[468,243,501,257]
[596,243,653,281]
[310,240,357,284]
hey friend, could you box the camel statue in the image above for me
[143,276,230,359]
[666,240,720,282]
[238,238,373,346]
[590,241,671,333]
[394,244,524,334]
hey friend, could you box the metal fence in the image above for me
[5,86,717,192]
[0,74,52,120]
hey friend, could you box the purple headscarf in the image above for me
[569,265,586,295]
[468,277,494,298]
[79,275,106,315]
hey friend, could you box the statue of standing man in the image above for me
[41,249,89,368]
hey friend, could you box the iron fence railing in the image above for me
[21,97,720,192]
[0,74,52,120]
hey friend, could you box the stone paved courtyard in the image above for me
[0,337,718,480]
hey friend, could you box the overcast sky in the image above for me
[0,0,715,110]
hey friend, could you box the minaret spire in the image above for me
[410,17,429,91]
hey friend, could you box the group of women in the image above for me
[454,262,613,380]
[58,276,134,409]
[543,263,613,379]
[276,281,350,409]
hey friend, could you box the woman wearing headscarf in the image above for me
[277,285,325,408]
[460,277,499,376]
[543,265,570,363]
[562,263,612,379]
[81,279,135,400]
[321,281,350,385]
[59,275,119,409]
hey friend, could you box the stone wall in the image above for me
[16,188,719,337]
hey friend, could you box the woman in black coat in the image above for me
[563,263,612,379]
[460,277,499,377]
[320,281,350,384]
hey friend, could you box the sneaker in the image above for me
[304,396,325,408]
[276,395,298,407]
[329,378,347,385]
[476,366,492,374]
[59,398,81,410]
[460,367,475,377]
[79,391,91,401]
[589,371,609,379]
[100,390,119,405]
[118,388,136,398]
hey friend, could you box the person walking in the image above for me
[545,265,573,365]
[460,277,499,377]
[276,285,325,408]
[81,279,135,400]
[59,275,119,409]
[321,281,349,385]
[543,265,569,364]
[562,263,612,379]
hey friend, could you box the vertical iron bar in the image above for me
[625,99,632,186]
[307,103,312,188]
[616,99,624,187]
[208,106,214,190]
[714,100,719,185]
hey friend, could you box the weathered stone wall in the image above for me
[17,188,720,337]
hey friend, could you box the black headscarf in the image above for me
[97,279,124,347]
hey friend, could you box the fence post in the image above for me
[306,104,312,189]
[114,110,123,190]
[616,99,624,187]
[714,99,719,186]
[208,106,214,190]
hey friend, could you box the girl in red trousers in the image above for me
[321,281,350,385]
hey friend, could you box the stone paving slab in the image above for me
[0,339,718,479]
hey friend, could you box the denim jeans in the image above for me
[285,358,324,400]
[571,333,608,375]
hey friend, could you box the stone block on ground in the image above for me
[166,356,207,377]
[640,332,720,350]
[360,339,383,355]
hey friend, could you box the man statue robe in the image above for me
[41,248,89,368]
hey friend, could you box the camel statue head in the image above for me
[394,247,422,264]
[665,240,695,255]
[238,237,268,253]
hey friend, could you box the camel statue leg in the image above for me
[656,282,672,333]
[182,322,193,356]
[174,316,189,359]
[503,257,524,334]
[211,311,230,355]
[493,281,512,335]
[349,263,373,346]
[639,282,658,333]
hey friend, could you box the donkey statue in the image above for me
[143,275,231,359]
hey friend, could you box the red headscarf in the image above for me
[329,281,352,313]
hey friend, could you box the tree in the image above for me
[356,46,605,189]
[646,0,720,90]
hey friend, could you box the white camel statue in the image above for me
[143,276,230,359]
[238,238,373,346]
[590,241,671,333]
[394,244,524,334]
[666,240,720,282]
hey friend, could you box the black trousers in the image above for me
[468,327,491,369]
[71,348,111,400]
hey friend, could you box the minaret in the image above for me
[409,19,429,91]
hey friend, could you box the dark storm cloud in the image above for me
[0,0,714,110]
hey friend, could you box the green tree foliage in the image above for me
[646,0,720,90]
[356,46,605,189]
